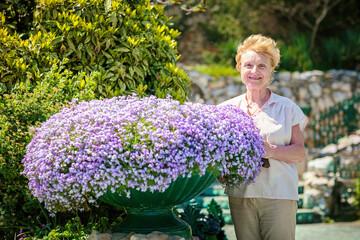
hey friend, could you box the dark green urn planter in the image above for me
[99,171,216,238]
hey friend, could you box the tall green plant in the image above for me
[318,30,360,70]
[278,33,314,72]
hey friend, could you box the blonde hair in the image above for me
[235,34,280,74]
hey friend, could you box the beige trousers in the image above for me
[228,197,297,240]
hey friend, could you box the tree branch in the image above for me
[152,0,206,14]
[308,0,341,51]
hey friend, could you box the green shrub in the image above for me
[0,63,112,239]
[0,0,36,35]
[179,200,227,240]
[1,0,190,102]
[0,12,59,93]
[318,30,360,70]
[278,33,314,72]
[192,29,360,72]
[201,39,240,67]
[31,0,190,102]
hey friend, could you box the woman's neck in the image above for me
[245,88,270,116]
[246,88,270,106]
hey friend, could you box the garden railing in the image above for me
[311,92,360,148]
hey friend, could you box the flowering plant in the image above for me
[22,95,264,213]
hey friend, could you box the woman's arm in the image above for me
[263,124,306,163]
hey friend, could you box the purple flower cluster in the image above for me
[22,95,264,212]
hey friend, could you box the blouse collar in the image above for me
[235,89,278,111]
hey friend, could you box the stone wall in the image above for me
[187,68,360,112]
[302,130,360,219]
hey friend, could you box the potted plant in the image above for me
[22,95,264,237]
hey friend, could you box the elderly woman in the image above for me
[219,34,308,240]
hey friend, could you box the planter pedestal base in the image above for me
[113,207,191,238]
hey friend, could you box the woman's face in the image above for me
[240,50,273,90]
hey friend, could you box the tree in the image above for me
[266,0,342,51]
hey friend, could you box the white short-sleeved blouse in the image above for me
[218,90,308,200]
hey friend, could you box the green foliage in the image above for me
[19,217,90,240]
[207,199,225,229]
[0,0,190,102]
[190,65,240,78]
[277,33,314,72]
[204,0,260,42]
[0,0,37,35]
[1,1,190,238]
[180,203,208,240]
[169,0,360,71]
[179,201,227,240]
[318,30,360,70]
[0,12,60,93]
[29,0,190,102]
[201,40,240,67]
[20,216,121,240]
[194,32,317,72]
[277,30,360,71]
[0,63,98,239]
[355,174,360,213]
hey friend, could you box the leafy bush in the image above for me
[201,39,240,67]
[17,215,123,239]
[318,30,360,70]
[31,0,190,102]
[0,12,60,93]
[277,33,314,72]
[0,63,117,239]
[179,200,227,240]
[0,0,36,35]
[180,203,208,240]
[195,29,360,72]
[1,0,190,102]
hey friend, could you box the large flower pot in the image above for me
[99,171,216,238]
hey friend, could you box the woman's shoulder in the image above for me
[272,92,298,107]
[217,94,245,107]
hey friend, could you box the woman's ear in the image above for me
[236,62,241,72]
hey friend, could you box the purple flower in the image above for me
[22,95,264,213]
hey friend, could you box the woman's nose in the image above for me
[251,66,258,73]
